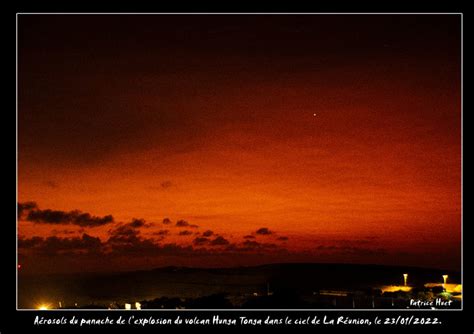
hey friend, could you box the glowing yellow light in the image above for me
[403,273,408,286]
[135,302,141,310]
[37,304,50,310]
[443,275,448,284]
[381,285,413,293]
[424,283,461,293]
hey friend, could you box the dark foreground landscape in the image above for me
[18,263,461,310]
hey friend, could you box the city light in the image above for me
[37,304,50,310]
[443,275,448,285]
[135,302,141,310]
[381,285,412,293]
[403,273,408,286]
[125,303,131,310]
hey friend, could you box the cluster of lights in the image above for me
[33,274,451,310]
[402,273,448,286]
[124,302,142,310]
[36,301,143,310]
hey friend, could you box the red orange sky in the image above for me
[17,14,461,273]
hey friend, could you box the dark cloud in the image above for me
[210,236,230,246]
[28,209,114,227]
[176,220,189,227]
[18,201,38,218]
[255,227,272,235]
[129,218,146,228]
[107,219,150,244]
[19,233,396,275]
[18,232,291,269]
[178,230,193,236]
[19,233,102,255]
[19,233,285,259]
[108,224,140,243]
[153,230,169,236]
[175,219,199,229]
[19,233,200,258]
[277,236,289,241]
[242,240,260,248]
[22,204,114,227]
[243,235,255,239]
[19,231,384,262]
[193,237,209,246]
[162,218,172,225]
[202,230,214,237]
[18,236,43,249]
[105,221,164,255]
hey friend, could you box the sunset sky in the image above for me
[17,14,461,273]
